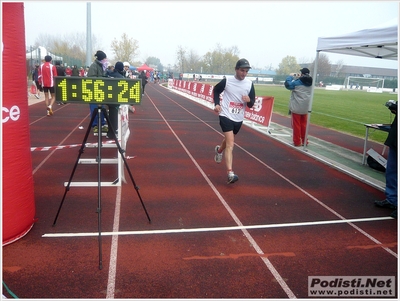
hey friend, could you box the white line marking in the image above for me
[106,185,122,299]
[133,93,296,298]
[32,113,90,175]
[159,87,397,259]
[42,216,393,238]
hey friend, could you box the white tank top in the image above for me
[220,76,252,122]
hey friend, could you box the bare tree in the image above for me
[201,44,240,74]
[333,59,344,77]
[309,53,331,78]
[34,32,101,66]
[110,33,139,63]
[176,45,187,73]
[186,50,201,73]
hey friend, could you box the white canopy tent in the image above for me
[26,46,63,63]
[305,20,398,148]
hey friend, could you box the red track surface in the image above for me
[3,83,397,299]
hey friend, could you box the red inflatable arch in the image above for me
[2,2,36,245]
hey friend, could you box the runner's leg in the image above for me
[223,131,235,172]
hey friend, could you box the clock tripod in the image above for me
[52,105,151,270]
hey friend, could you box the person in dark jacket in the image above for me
[71,65,79,76]
[375,101,397,218]
[55,61,66,105]
[87,50,108,133]
[106,61,125,140]
[284,68,313,146]
[139,70,148,96]
[32,64,42,98]
[55,61,65,76]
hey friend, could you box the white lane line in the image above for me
[31,113,90,175]
[42,216,393,238]
[157,88,398,259]
[134,95,296,298]
[106,185,122,299]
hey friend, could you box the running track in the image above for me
[2,82,397,299]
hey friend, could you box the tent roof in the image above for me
[137,63,154,71]
[26,46,63,62]
[305,20,398,146]
[316,20,398,60]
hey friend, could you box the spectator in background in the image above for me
[139,70,148,96]
[284,68,313,147]
[375,101,397,219]
[106,65,114,77]
[55,61,65,76]
[71,65,79,76]
[123,62,131,78]
[87,50,108,134]
[32,64,42,99]
[39,55,57,116]
[65,66,72,76]
[105,61,125,140]
[55,61,66,105]
[79,66,85,77]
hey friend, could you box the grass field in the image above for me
[255,85,397,143]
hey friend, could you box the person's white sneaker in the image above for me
[214,145,223,163]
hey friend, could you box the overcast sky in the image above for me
[23,1,399,70]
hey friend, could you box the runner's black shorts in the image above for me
[219,115,242,135]
[43,86,55,93]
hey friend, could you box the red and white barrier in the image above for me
[2,3,36,245]
[169,79,274,127]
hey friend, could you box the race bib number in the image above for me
[229,102,244,114]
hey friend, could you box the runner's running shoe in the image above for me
[227,171,239,184]
[214,145,223,163]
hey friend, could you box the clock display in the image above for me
[54,76,142,105]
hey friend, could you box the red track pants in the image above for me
[291,113,308,146]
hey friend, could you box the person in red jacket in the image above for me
[65,66,72,76]
[39,55,58,116]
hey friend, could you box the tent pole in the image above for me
[303,51,320,150]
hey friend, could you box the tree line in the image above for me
[28,32,397,88]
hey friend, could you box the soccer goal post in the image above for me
[344,76,385,92]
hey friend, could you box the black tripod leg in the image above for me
[102,108,151,223]
[52,109,98,226]
[96,106,103,270]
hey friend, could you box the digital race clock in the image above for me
[54,76,142,105]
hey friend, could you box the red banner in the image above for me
[244,96,274,127]
[3,2,36,245]
[170,79,274,127]
[171,79,214,104]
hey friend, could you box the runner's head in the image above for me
[235,58,251,80]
